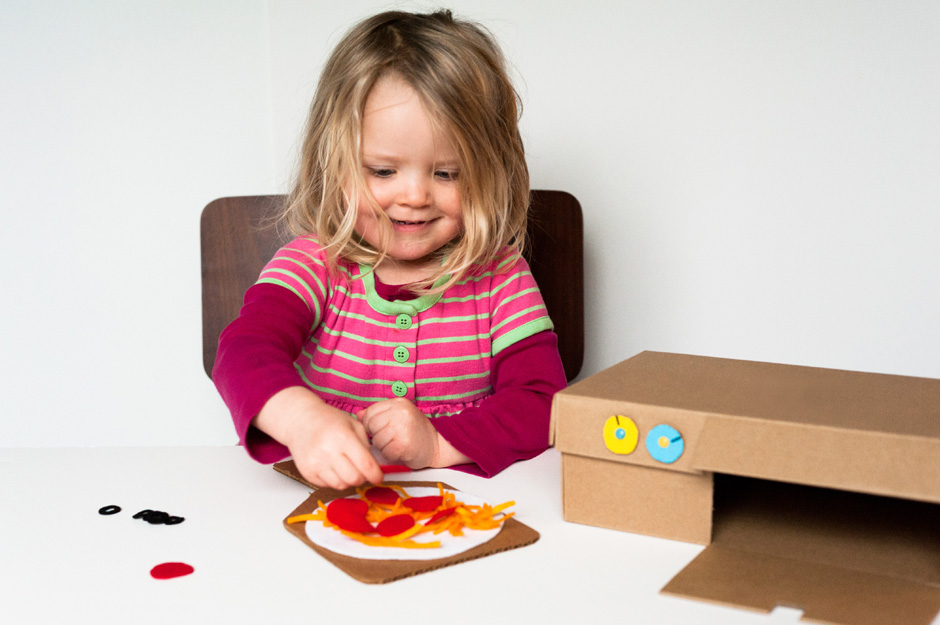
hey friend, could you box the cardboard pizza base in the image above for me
[275,460,540,584]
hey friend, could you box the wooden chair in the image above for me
[201,190,584,381]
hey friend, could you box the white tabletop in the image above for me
[0,446,828,624]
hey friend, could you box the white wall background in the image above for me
[3,0,938,448]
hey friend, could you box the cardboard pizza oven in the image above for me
[550,351,940,625]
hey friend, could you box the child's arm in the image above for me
[214,282,382,488]
[360,330,565,475]
[427,330,566,476]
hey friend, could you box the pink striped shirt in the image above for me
[257,236,554,417]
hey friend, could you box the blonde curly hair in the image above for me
[283,10,529,291]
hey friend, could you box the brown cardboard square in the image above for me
[551,351,940,625]
[274,461,540,584]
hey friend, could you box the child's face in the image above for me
[355,74,462,282]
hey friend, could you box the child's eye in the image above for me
[435,170,459,181]
[367,167,395,178]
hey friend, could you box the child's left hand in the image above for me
[358,398,439,469]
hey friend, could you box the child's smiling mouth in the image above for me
[390,218,436,226]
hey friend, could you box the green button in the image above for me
[395,313,413,330]
[394,346,410,363]
[391,381,408,397]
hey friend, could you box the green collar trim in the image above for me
[359,264,449,315]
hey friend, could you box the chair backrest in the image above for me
[201,190,583,381]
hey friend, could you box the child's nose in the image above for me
[398,175,431,207]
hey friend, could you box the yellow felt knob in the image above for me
[603,415,638,455]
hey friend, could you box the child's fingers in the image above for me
[293,438,378,490]
[369,435,396,464]
[314,466,346,490]
[363,419,400,461]
[370,426,414,467]
[296,459,351,490]
[346,445,384,485]
[312,455,365,490]
[351,417,372,447]
[369,426,392,452]
[329,456,369,490]
[323,428,382,487]
[292,459,325,488]
[358,405,390,437]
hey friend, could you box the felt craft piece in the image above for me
[276,468,540,584]
[603,414,639,455]
[426,507,457,524]
[300,486,504,561]
[403,495,443,512]
[325,498,375,534]
[645,424,685,464]
[376,514,416,537]
[150,562,194,579]
[365,486,401,505]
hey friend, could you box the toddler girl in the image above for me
[213,10,567,489]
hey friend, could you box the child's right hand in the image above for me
[253,386,383,489]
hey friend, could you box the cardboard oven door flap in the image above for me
[661,475,940,625]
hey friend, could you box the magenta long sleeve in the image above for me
[212,283,309,463]
[430,330,567,477]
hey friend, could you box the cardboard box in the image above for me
[550,351,940,625]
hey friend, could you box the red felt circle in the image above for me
[425,507,457,525]
[150,562,194,579]
[364,486,400,505]
[403,495,443,512]
[376,514,416,537]
[326,498,375,534]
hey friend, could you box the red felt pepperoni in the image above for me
[326,498,375,534]
[425,507,457,525]
[376,514,416,537]
[403,495,443,512]
[364,486,400,505]
[150,562,194,579]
